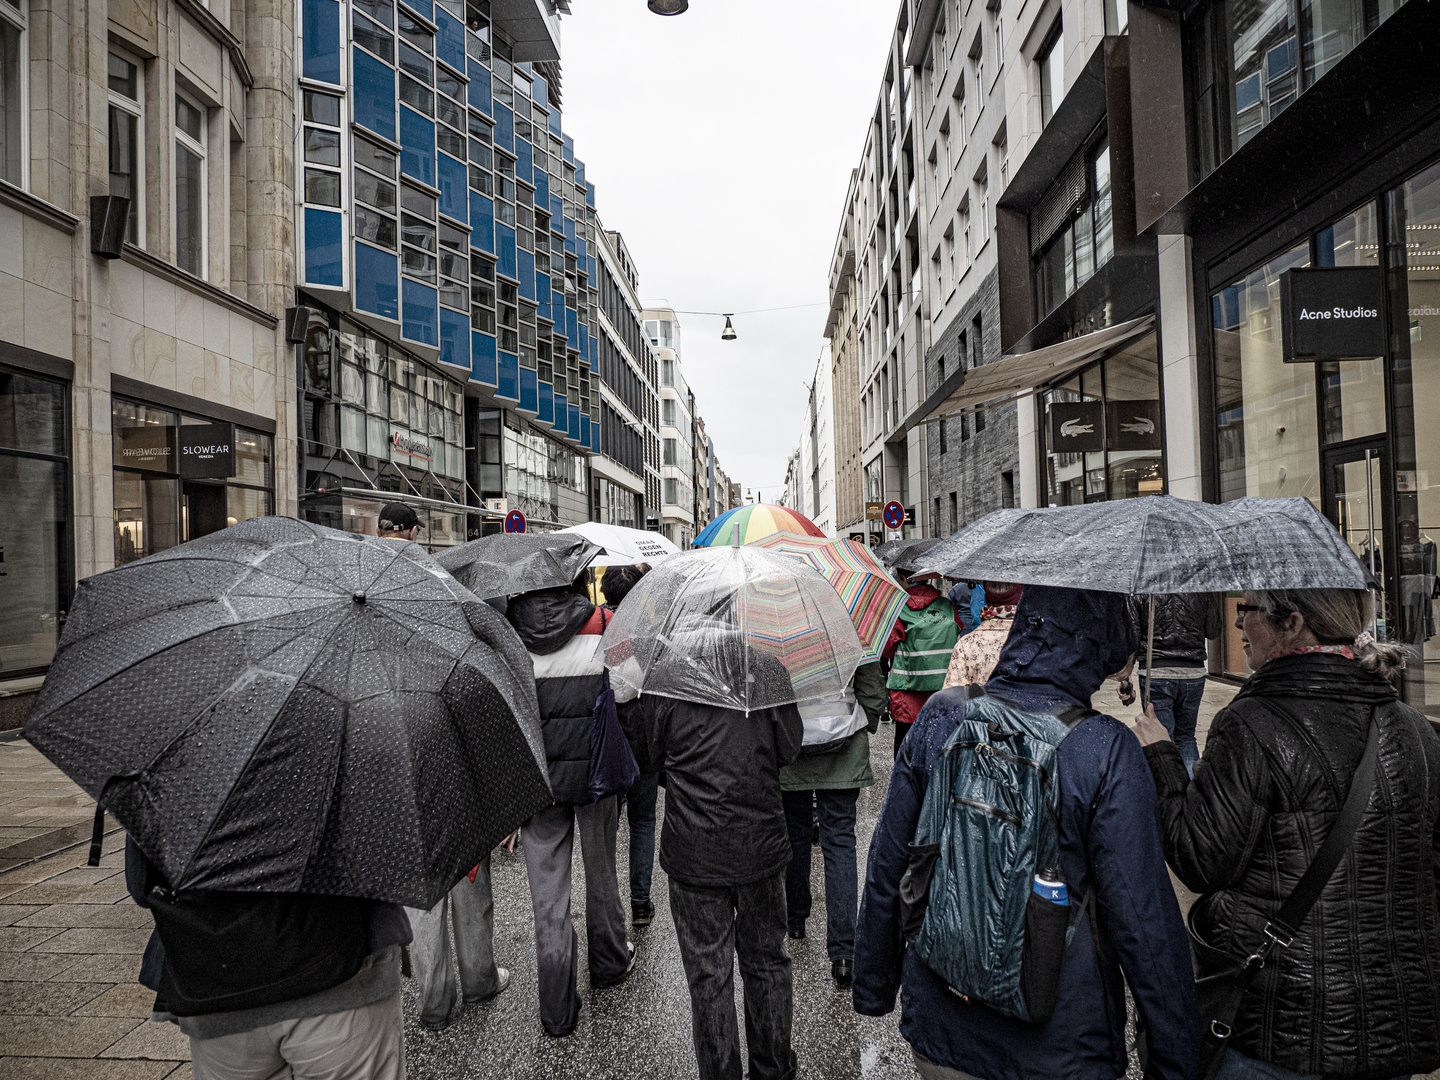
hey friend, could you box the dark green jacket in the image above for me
[779,662,886,791]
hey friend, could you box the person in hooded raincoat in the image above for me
[882,572,964,759]
[853,586,1198,1080]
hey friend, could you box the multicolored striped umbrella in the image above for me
[751,533,906,662]
[692,503,825,547]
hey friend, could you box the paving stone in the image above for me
[3,1015,142,1057]
[163,1066,192,1080]
[0,979,110,1015]
[29,929,150,954]
[0,851,90,884]
[0,905,45,927]
[38,869,127,887]
[52,954,142,983]
[17,905,151,930]
[73,982,155,1018]
[0,927,64,951]
[99,1020,191,1061]
[0,884,131,906]
[0,952,82,982]
[0,1060,179,1080]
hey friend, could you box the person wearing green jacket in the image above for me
[779,660,887,989]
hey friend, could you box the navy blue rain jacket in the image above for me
[853,586,1198,1080]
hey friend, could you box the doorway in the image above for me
[1321,440,1392,640]
[182,482,229,543]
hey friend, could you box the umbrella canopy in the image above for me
[921,495,1367,593]
[873,536,943,569]
[692,503,825,547]
[25,517,552,909]
[557,521,680,567]
[435,532,601,598]
[602,546,864,712]
[749,532,906,662]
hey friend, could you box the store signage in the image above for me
[116,424,174,472]
[1049,401,1105,454]
[865,501,884,521]
[179,423,234,479]
[1105,400,1162,452]
[1280,267,1386,362]
[485,498,509,515]
[390,428,432,462]
[848,532,866,544]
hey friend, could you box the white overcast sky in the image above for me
[560,1,900,501]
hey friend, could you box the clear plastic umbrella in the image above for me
[602,546,864,713]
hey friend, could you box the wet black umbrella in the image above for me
[435,532,602,598]
[25,516,552,909]
[873,537,944,572]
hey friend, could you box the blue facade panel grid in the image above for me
[548,108,562,137]
[566,306,578,343]
[468,62,491,114]
[436,9,465,74]
[472,331,497,386]
[515,139,532,185]
[550,194,563,222]
[402,279,439,346]
[533,171,549,210]
[580,414,590,447]
[563,216,576,254]
[577,324,588,360]
[353,49,396,141]
[304,208,343,287]
[302,0,341,84]
[554,393,567,432]
[537,381,554,425]
[536,272,551,320]
[471,193,495,254]
[354,243,399,320]
[586,182,597,210]
[567,403,580,440]
[399,107,436,187]
[493,104,513,153]
[531,75,547,103]
[497,352,520,401]
[517,251,536,302]
[438,154,468,222]
[519,367,538,414]
[562,134,574,164]
[585,254,596,282]
[575,161,585,190]
[496,223,517,281]
[439,308,468,370]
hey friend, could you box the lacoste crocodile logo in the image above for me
[1059,419,1095,437]
[1120,416,1156,435]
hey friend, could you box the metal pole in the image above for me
[1365,448,1377,579]
[1145,594,1156,708]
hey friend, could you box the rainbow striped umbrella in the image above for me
[750,533,906,662]
[693,503,825,547]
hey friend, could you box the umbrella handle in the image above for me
[1144,595,1156,710]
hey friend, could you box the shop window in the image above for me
[0,0,26,188]
[1316,204,1386,445]
[0,365,69,676]
[108,51,143,246]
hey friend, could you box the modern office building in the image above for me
[1,0,295,722]
[644,306,696,546]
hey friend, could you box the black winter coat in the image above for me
[1132,593,1224,669]
[1145,654,1440,1079]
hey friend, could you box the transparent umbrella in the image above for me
[602,546,864,713]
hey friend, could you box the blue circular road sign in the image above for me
[504,509,527,533]
[883,501,905,530]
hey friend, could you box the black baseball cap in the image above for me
[379,502,421,532]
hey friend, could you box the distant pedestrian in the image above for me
[508,575,634,1038]
[1127,593,1223,774]
[376,502,421,542]
[883,571,963,758]
[619,648,803,1080]
[1134,588,1440,1080]
[780,660,886,988]
[855,586,1198,1080]
[941,582,1021,692]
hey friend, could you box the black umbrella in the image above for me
[435,532,602,598]
[25,516,552,909]
[873,537,944,572]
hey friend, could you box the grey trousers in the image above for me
[403,854,499,1027]
[522,796,629,1036]
[912,1051,984,1080]
[669,872,796,1080]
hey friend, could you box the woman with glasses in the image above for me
[1132,589,1440,1080]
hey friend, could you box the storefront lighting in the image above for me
[647,0,688,13]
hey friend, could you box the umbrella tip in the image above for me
[352,591,367,604]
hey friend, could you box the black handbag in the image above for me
[1189,713,1381,1080]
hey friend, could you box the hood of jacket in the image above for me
[506,588,596,656]
[904,582,944,610]
[985,585,1137,711]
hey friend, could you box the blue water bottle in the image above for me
[1033,867,1068,906]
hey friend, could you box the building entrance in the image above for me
[1322,440,1391,638]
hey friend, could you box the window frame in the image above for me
[107,47,145,247]
[173,85,209,277]
[0,0,29,190]
[1038,18,1065,128]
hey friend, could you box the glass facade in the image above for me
[1032,140,1114,320]
[503,418,584,525]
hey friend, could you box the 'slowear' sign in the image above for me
[179,423,234,479]
[1280,267,1386,362]
[1049,400,1105,454]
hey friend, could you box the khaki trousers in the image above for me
[188,992,404,1080]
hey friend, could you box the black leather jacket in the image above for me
[1145,655,1440,1078]
[1132,593,1224,669]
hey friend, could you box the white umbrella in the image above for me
[558,521,680,566]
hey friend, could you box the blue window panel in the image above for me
[402,279,439,346]
[536,272,551,320]
[550,193,563,222]
[514,138,532,185]
[533,171,549,210]
[548,107,562,137]
[531,74,547,103]
[496,223,517,281]
[438,153,468,221]
[568,402,580,440]
[580,414,590,448]
[562,134,574,164]
[586,182,597,210]
[353,49,396,141]
[440,308,468,370]
[497,353,519,401]
[563,216,576,254]
[537,381,554,425]
[471,193,495,254]
[577,324,588,361]
[405,0,432,19]
[493,104,513,153]
[436,9,465,74]
[565,306,578,344]
[519,367,538,414]
[554,393,566,430]
[468,62,491,114]
[575,161,585,189]
[304,209,343,287]
[517,250,536,302]
[586,255,596,283]
[575,236,586,264]
[472,331,497,386]
[399,107,436,187]
[302,0,341,84]
[354,243,399,320]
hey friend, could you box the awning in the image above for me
[914,315,1155,427]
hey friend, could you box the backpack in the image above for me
[898,692,1095,1024]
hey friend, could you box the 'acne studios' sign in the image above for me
[1280,267,1386,362]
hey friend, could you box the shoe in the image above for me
[632,899,655,926]
[463,967,511,1004]
[832,958,853,988]
[591,942,636,989]
[419,1017,452,1033]
[787,923,806,941]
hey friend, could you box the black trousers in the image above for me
[668,872,796,1080]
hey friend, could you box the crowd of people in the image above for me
[115,505,1440,1080]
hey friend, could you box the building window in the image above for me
[939,415,948,455]
[933,497,942,538]
[1032,139,1114,319]
[1000,470,1015,508]
[174,91,207,276]
[108,51,143,246]
[1038,19,1064,127]
[949,490,958,533]
[976,165,990,246]
[0,0,26,188]
[1105,0,1128,35]
[0,364,69,677]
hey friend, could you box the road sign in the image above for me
[504,509,526,533]
[882,501,905,530]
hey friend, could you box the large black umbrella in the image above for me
[873,536,943,570]
[435,532,601,598]
[25,516,551,909]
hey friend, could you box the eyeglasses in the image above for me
[1235,603,1263,615]
[1236,602,1292,618]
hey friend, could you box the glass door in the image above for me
[1322,440,1391,641]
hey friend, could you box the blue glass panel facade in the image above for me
[536,272,551,320]
[586,182,597,210]
[354,243,399,319]
[437,154,467,221]
[533,171,549,210]
[548,108,562,138]
[497,352,519,401]
[554,393,567,431]
[519,367,538,414]
[399,107,436,187]
[496,223,517,281]
[468,63,491,114]
[562,134,574,164]
[563,216,576,254]
[406,0,433,19]
[439,308,468,369]
[517,251,535,301]
[493,104,513,153]
[402,279,439,345]
[565,306,578,343]
[577,324,588,362]
[568,403,580,440]
[550,193,563,222]
[580,414,590,447]
[353,49,396,140]
[472,331,497,385]
[304,208,343,287]
[515,139,532,185]
[302,0,341,84]
[531,75,547,103]
[585,254,596,282]
[537,382,554,425]
[435,10,465,74]
[575,162,585,190]
[471,193,495,253]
